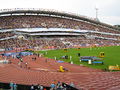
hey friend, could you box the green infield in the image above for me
[38,46,120,70]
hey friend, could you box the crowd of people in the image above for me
[0,33,119,50]
[87,33,120,39]
[0,14,120,50]
[0,15,120,34]
[0,36,119,51]
[0,32,15,39]
[9,81,76,90]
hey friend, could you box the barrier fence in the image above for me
[0,82,79,90]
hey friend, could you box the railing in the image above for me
[0,82,79,90]
[0,82,50,90]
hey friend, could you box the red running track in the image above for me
[0,54,120,90]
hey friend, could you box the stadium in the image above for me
[0,8,120,90]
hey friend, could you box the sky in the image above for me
[0,0,120,25]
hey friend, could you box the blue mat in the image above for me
[81,59,91,61]
[92,61,103,64]
[57,60,64,63]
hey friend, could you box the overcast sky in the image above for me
[0,0,120,25]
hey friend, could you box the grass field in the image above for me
[38,46,120,70]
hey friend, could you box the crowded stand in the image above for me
[0,15,120,34]
[0,32,14,38]
[0,37,119,51]
[0,31,15,39]
[0,9,120,45]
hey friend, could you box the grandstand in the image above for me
[0,8,120,50]
[0,8,120,90]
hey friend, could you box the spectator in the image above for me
[50,83,56,90]
[70,82,75,88]
[31,84,34,90]
[10,82,14,90]
[13,83,17,90]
